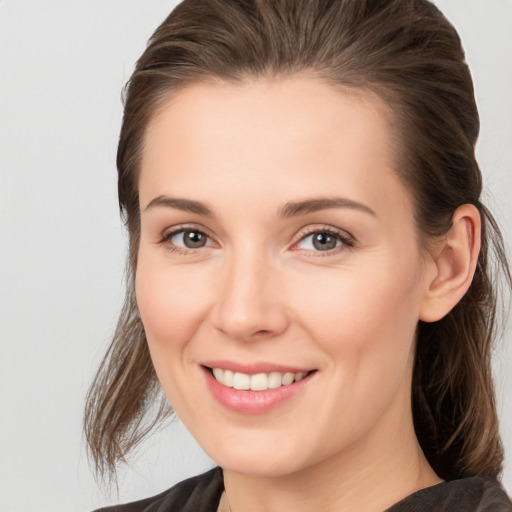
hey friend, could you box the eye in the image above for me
[295,228,352,254]
[160,228,214,251]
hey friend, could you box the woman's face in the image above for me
[136,77,435,477]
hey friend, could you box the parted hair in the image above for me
[84,0,511,483]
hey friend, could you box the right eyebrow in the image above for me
[278,196,376,218]
[143,195,213,216]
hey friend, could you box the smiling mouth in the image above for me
[202,364,317,413]
[208,367,314,391]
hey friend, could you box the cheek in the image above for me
[135,258,216,413]
[135,258,212,354]
[292,263,422,431]
[290,258,422,369]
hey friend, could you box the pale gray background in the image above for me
[0,1,511,511]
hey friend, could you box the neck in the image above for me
[222,397,442,512]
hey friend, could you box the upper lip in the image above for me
[202,360,314,375]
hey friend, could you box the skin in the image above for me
[135,77,479,512]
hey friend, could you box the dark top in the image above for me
[94,466,512,512]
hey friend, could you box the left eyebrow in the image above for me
[278,197,376,218]
[143,195,213,216]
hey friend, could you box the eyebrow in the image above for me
[144,196,213,216]
[144,195,376,218]
[278,197,376,218]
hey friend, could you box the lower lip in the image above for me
[203,367,314,414]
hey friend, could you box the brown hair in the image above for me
[84,0,511,483]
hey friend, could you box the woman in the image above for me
[85,0,512,510]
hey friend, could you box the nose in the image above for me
[211,250,289,342]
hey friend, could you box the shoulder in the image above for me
[92,467,224,512]
[387,475,512,512]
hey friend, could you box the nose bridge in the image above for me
[213,243,287,340]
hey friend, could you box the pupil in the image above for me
[184,230,206,248]
[313,232,336,251]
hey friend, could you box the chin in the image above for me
[217,454,306,478]
[197,431,318,478]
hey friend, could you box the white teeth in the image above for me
[282,372,295,385]
[268,372,282,389]
[295,372,306,382]
[250,373,268,391]
[233,372,251,390]
[211,368,309,390]
[224,369,234,387]
[212,368,223,381]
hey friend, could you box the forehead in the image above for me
[143,76,394,162]
[139,77,411,219]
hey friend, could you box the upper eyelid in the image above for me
[294,225,354,243]
[161,224,213,239]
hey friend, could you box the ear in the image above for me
[419,204,481,323]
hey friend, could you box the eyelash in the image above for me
[158,225,215,255]
[293,227,354,256]
[158,225,354,257]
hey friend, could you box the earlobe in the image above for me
[419,204,481,323]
